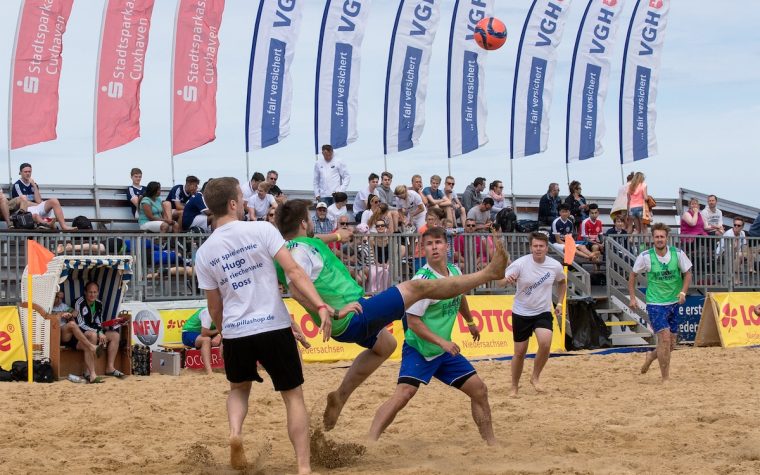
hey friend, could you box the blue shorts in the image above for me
[398,343,476,388]
[630,206,643,218]
[647,303,679,334]
[182,331,200,347]
[334,286,406,349]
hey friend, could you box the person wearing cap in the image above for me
[312,201,335,234]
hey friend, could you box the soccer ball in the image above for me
[473,17,507,51]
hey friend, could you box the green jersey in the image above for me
[404,263,462,359]
[181,308,215,333]
[646,246,683,304]
[276,236,364,336]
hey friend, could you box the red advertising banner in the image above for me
[95,0,155,153]
[10,0,74,149]
[172,0,224,155]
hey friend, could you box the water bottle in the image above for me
[68,374,85,383]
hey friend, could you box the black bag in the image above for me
[71,215,93,230]
[494,208,517,232]
[11,211,35,230]
[131,344,151,376]
[11,359,54,383]
[567,299,612,350]
[0,368,14,382]
[515,219,539,233]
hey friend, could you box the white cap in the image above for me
[316,202,328,209]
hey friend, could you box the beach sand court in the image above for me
[3,346,760,474]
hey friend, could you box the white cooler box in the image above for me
[151,351,181,376]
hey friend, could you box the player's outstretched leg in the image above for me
[324,330,396,431]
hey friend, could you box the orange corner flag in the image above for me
[563,234,576,266]
[27,239,54,275]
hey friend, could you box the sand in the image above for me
[3,346,760,474]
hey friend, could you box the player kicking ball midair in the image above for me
[368,226,497,445]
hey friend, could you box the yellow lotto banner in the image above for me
[0,306,27,370]
[159,309,201,344]
[696,292,760,348]
[287,295,565,363]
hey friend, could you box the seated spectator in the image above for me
[487,180,507,219]
[627,172,648,234]
[313,144,350,206]
[717,218,754,284]
[52,290,97,352]
[139,181,174,233]
[247,182,277,221]
[701,194,724,235]
[580,203,603,253]
[394,184,426,231]
[266,170,286,204]
[442,217,464,263]
[126,167,145,219]
[411,174,429,207]
[162,175,199,230]
[454,218,494,270]
[12,162,75,230]
[564,180,588,228]
[73,282,126,382]
[423,174,452,213]
[363,199,393,233]
[312,201,335,234]
[605,215,633,257]
[443,176,467,226]
[327,191,349,223]
[353,173,380,223]
[242,172,266,218]
[552,204,599,261]
[466,197,494,230]
[266,208,277,225]
[538,182,561,226]
[181,307,220,375]
[182,180,212,232]
[462,177,486,212]
[680,198,709,241]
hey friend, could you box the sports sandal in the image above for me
[105,370,126,379]
[87,376,105,384]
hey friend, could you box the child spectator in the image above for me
[126,168,145,219]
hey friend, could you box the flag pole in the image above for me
[169,0,181,186]
[7,1,23,188]
[92,1,108,220]
[26,270,33,383]
[561,265,568,347]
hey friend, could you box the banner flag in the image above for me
[10,0,74,150]
[95,0,155,153]
[245,0,305,151]
[510,0,573,159]
[314,0,372,154]
[171,0,225,156]
[565,0,626,163]
[619,0,669,164]
[446,0,492,158]
[383,0,442,155]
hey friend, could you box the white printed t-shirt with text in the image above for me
[505,254,565,316]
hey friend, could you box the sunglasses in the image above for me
[734,224,743,227]
[445,182,455,185]
[465,224,477,228]
[339,222,349,226]
[376,223,387,227]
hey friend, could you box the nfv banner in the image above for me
[510,0,573,159]
[95,0,155,154]
[314,0,372,154]
[619,0,669,164]
[245,0,304,151]
[10,0,74,150]
[383,0,441,155]
[566,0,626,162]
[172,0,225,156]
[446,0,492,158]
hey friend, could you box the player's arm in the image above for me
[627,269,639,310]
[205,289,224,334]
[200,326,219,338]
[459,297,480,342]
[407,313,460,356]
[554,278,567,317]
[679,269,692,305]
[315,228,352,245]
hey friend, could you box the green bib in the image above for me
[646,247,682,304]
[181,308,215,333]
[276,236,364,336]
[404,264,462,358]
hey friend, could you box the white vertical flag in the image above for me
[619,0,669,164]
[446,0,492,158]
[510,0,574,159]
[314,0,372,154]
[566,0,626,162]
[245,0,304,151]
[383,0,441,155]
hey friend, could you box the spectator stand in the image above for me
[18,255,133,380]
[679,188,760,229]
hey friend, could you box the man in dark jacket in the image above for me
[538,182,561,226]
[462,177,486,212]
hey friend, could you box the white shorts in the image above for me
[552,243,565,253]
[28,201,51,218]
[140,221,164,233]
[190,214,209,231]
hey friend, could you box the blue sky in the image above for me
[0,0,757,206]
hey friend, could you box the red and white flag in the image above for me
[172,0,225,155]
[10,0,74,150]
[95,0,155,153]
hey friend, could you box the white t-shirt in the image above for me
[632,247,693,275]
[327,203,347,223]
[286,241,324,283]
[353,187,372,214]
[395,190,427,229]
[194,220,291,338]
[716,228,746,255]
[505,254,565,316]
[242,180,257,203]
[247,193,275,220]
[700,207,723,229]
[199,308,214,329]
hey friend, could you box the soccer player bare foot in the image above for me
[485,237,509,281]
[530,376,545,393]
[230,435,247,470]
[323,391,343,431]
[640,350,657,374]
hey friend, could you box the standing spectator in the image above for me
[312,202,335,234]
[462,177,486,212]
[611,172,634,223]
[487,180,507,219]
[353,173,380,223]
[628,223,692,382]
[680,198,708,239]
[443,176,467,226]
[564,180,588,227]
[12,162,75,230]
[267,170,285,204]
[749,212,760,237]
[627,172,649,234]
[327,192,349,223]
[423,175,452,213]
[182,180,212,232]
[701,195,724,235]
[467,198,494,231]
[126,167,145,219]
[394,184,426,231]
[313,144,350,206]
[411,174,429,207]
[538,182,561,226]
[139,181,174,233]
[162,175,200,230]
[717,219,753,285]
[247,182,277,221]
[376,172,400,231]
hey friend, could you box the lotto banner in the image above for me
[510,0,573,159]
[383,0,441,155]
[619,0,669,164]
[95,0,155,153]
[172,0,225,155]
[0,307,27,370]
[566,0,626,162]
[121,302,198,349]
[314,0,372,154]
[446,0,492,158]
[245,0,304,150]
[10,0,74,149]
[695,292,760,348]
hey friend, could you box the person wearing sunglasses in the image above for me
[717,219,752,285]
